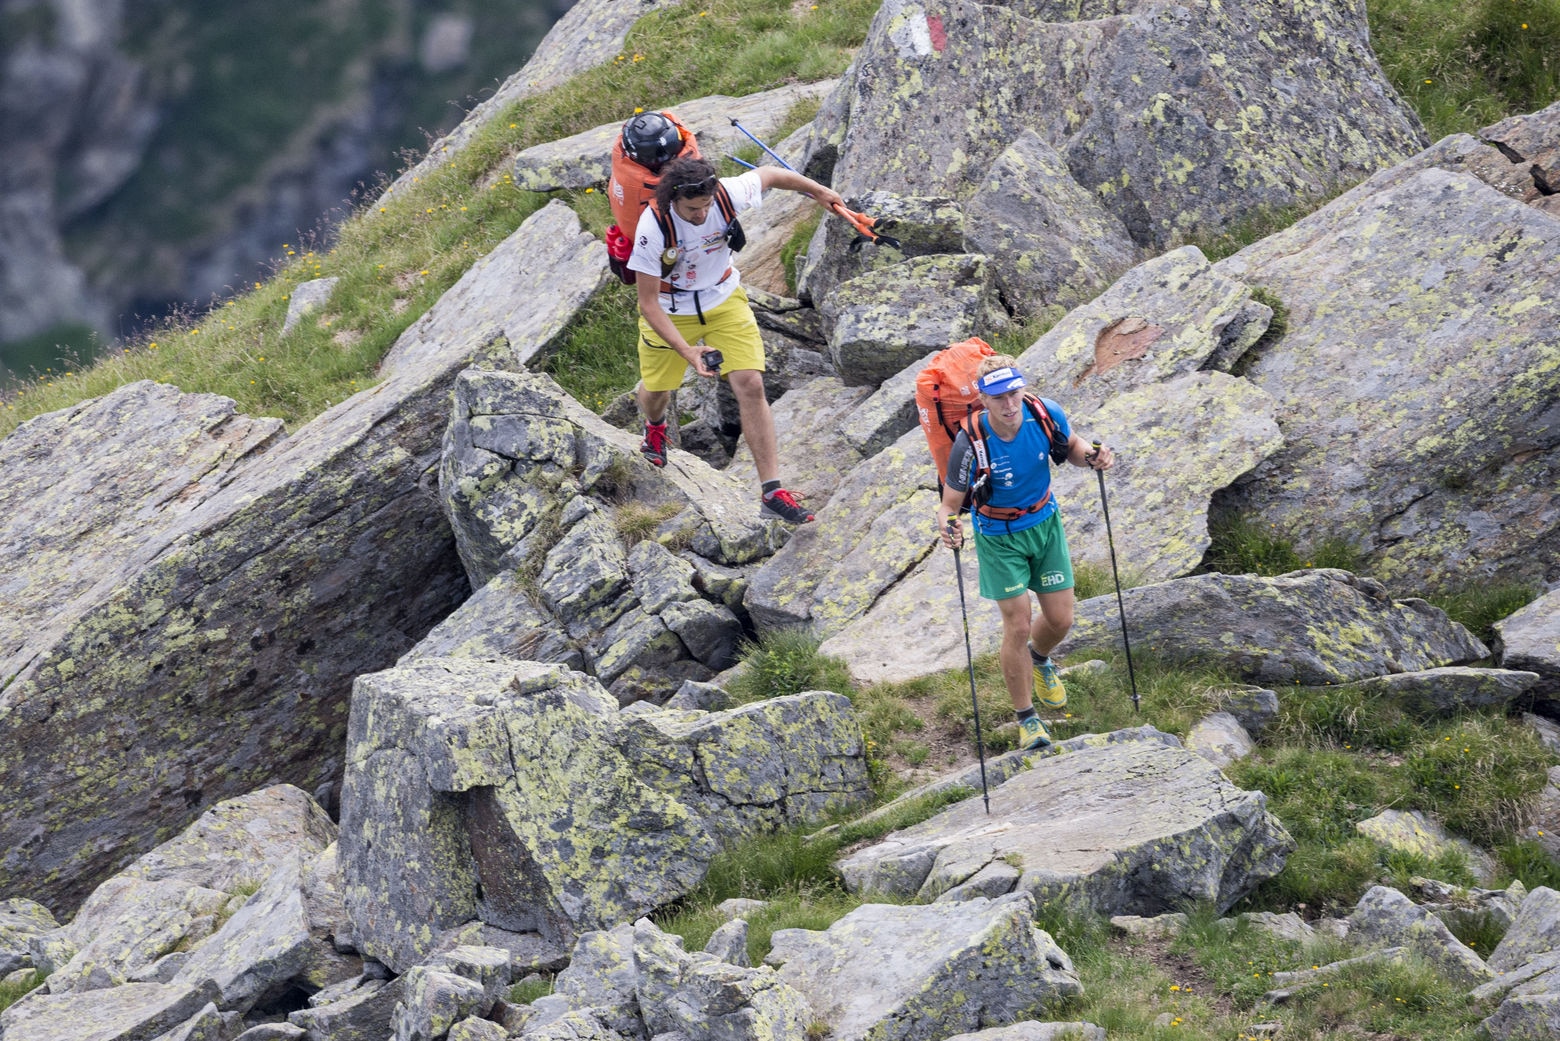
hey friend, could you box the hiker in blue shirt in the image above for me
[935,355,1114,750]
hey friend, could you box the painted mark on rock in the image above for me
[927,14,947,51]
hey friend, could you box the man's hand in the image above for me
[676,342,717,378]
[940,514,964,550]
[1085,442,1115,471]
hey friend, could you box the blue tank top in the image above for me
[965,398,1070,537]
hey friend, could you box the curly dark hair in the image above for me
[653,157,718,215]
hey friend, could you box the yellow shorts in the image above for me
[637,286,766,392]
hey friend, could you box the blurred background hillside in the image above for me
[0,0,572,382]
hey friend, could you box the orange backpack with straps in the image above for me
[916,337,996,487]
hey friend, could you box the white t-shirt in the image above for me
[628,170,764,313]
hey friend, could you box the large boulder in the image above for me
[962,129,1142,318]
[340,657,869,972]
[1213,161,1560,594]
[828,0,1425,248]
[835,728,1293,915]
[0,200,603,915]
[1058,570,1488,686]
[766,892,1081,1041]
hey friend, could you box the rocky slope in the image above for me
[1,0,1559,1038]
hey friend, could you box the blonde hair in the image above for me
[976,353,1021,379]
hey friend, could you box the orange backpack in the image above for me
[915,337,996,487]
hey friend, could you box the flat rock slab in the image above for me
[0,979,220,1041]
[510,83,837,192]
[766,893,1081,1041]
[835,729,1293,915]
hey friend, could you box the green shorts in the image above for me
[975,511,1075,601]
[638,286,766,392]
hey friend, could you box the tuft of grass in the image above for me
[613,501,684,547]
[1200,513,1363,577]
[507,975,554,1005]
[0,970,45,1013]
[726,627,854,705]
[1424,581,1540,647]
[1495,838,1560,891]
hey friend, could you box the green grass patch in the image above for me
[537,279,642,413]
[0,970,45,1014]
[1424,580,1540,647]
[726,627,855,705]
[1200,513,1364,577]
[1370,0,1560,141]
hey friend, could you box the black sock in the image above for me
[761,479,782,498]
[646,419,667,430]
[1029,644,1048,666]
[1016,706,1038,723]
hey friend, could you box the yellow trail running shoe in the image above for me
[1033,656,1067,709]
[1018,714,1052,750]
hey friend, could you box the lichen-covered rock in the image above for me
[1346,885,1493,989]
[963,129,1142,317]
[1214,165,1560,595]
[42,877,231,994]
[391,967,490,1041]
[288,976,404,1041]
[797,192,965,310]
[766,892,1080,1041]
[745,428,934,637]
[829,0,1424,249]
[634,919,813,1041]
[172,850,359,1014]
[0,898,56,977]
[1043,370,1285,585]
[836,728,1292,914]
[0,979,221,1041]
[1355,811,1494,884]
[1059,570,1487,686]
[1489,887,1560,975]
[1184,711,1255,770]
[0,202,606,915]
[341,658,868,973]
[1329,667,1541,718]
[821,254,1006,388]
[440,367,775,583]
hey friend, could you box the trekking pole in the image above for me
[1091,442,1140,713]
[728,119,902,250]
[947,519,992,814]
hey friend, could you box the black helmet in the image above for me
[621,112,683,170]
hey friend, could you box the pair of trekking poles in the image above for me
[948,445,1139,814]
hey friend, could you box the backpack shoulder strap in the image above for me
[1024,395,1071,465]
[653,203,678,279]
